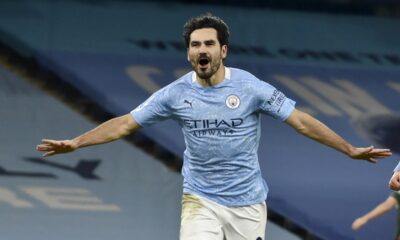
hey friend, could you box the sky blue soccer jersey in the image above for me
[131,67,296,206]
[395,162,400,172]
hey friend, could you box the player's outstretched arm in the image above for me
[285,109,392,163]
[351,196,396,230]
[36,114,140,157]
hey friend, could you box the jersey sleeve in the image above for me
[130,87,172,127]
[254,79,296,121]
[394,161,400,172]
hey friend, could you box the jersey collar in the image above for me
[191,67,231,83]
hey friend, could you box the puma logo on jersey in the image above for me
[184,99,193,108]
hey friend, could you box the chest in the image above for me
[173,88,255,125]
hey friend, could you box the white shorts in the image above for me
[180,193,267,240]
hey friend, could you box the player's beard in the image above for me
[193,55,222,82]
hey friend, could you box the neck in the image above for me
[197,65,225,87]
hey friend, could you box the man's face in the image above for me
[187,28,227,79]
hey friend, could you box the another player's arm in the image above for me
[351,196,397,230]
[36,114,140,157]
[285,109,392,162]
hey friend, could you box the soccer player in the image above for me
[352,192,400,240]
[36,13,392,240]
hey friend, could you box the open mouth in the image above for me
[198,57,210,67]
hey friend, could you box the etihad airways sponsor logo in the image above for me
[183,118,243,129]
[183,118,244,137]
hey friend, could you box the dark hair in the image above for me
[183,13,230,48]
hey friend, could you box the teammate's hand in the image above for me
[36,139,77,157]
[348,146,392,163]
[389,171,400,191]
[351,217,367,230]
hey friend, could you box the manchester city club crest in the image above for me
[225,95,240,109]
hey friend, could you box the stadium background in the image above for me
[0,0,399,239]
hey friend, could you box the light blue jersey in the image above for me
[131,67,295,206]
[394,162,400,172]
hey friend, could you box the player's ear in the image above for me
[221,45,228,59]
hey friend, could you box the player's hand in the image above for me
[348,146,392,163]
[351,217,367,230]
[36,139,77,157]
[389,171,400,191]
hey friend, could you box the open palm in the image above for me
[36,139,76,157]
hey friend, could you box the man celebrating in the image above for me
[37,13,392,240]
